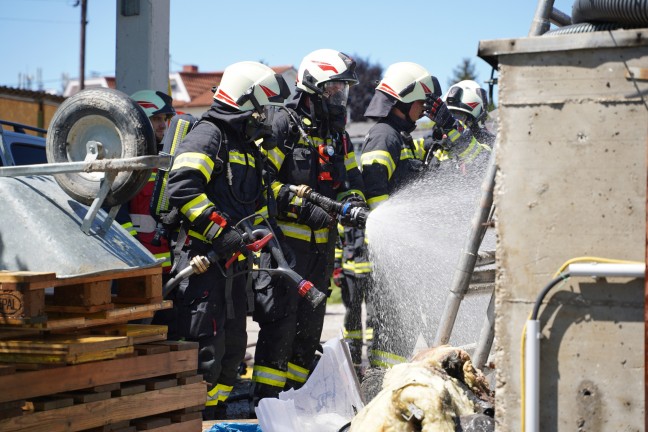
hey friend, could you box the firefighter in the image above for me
[334,222,374,374]
[360,62,462,369]
[251,48,366,403]
[120,90,176,274]
[164,61,290,420]
[420,79,494,175]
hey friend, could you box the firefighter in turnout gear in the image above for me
[360,62,462,369]
[251,49,366,403]
[417,79,494,175]
[120,90,176,274]
[334,223,374,374]
[164,62,290,420]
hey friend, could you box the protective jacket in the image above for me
[360,112,427,210]
[264,92,365,247]
[165,101,267,410]
[252,91,365,400]
[421,122,494,175]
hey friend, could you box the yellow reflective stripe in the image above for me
[345,151,358,171]
[367,194,388,210]
[343,328,363,340]
[447,128,461,143]
[264,146,285,171]
[287,362,309,383]
[342,261,372,273]
[206,383,234,406]
[271,181,283,198]
[229,150,255,168]
[400,147,414,160]
[148,171,157,182]
[187,229,208,242]
[121,222,137,236]
[459,137,491,163]
[252,365,287,388]
[180,193,212,222]
[154,251,171,268]
[253,206,269,225]
[361,150,396,179]
[172,152,214,182]
[336,189,365,202]
[413,138,426,160]
[369,349,407,368]
[335,249,343,259]
[278,220,329,243]
[365,327,374,340]
[434,148,450,161]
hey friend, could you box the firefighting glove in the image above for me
[211,225,247,258]
[425,96,456,131]
[297,202,334,230]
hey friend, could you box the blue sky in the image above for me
[0,0,573,96]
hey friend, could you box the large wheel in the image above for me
[46,88,156,207]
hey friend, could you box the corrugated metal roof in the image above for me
[0,175,160,278]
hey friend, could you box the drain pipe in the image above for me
[433,148,496,346]
[525,263,645,432]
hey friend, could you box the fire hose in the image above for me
[162,220,326,309]
[289,184,370,229]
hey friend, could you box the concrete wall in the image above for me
[479,29,647,431]
[115,0,170,95]
[0,94,63,131]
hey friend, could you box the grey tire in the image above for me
[46,88,155,207]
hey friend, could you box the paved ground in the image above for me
[244,301,347,361]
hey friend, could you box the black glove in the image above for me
[425,96,456,131]
[211,225,246,258]
[298,202,334,230]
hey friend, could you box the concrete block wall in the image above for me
[478,29,648,431]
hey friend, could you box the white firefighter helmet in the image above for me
[443,80,489,124]
[296,49,358,94]
[213,61,291,112]
[375,62,435,103]
[130,90,175,119]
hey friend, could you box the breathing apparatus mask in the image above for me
[245,106,277,150]
[321,81,350,133]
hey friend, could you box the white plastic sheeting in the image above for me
[257,337,364,432]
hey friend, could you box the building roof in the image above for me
[173,64,295,109]
[0,86,66,104]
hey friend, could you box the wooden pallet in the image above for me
[0,267,171,330]
[0,341,205,432]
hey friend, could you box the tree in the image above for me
[448,58,478,87]
[348,55,383,122]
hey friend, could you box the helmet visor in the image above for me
[322,81,349,107]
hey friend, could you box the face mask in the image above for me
[327,103,348,133]
[245,107,277,150]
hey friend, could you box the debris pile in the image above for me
[352,345,494,431]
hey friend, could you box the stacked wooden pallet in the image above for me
[0,267,206,432]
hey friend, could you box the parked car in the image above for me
[0,120,47,167]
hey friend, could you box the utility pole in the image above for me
[77,0,88,90]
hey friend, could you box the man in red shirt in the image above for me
[122,90,176,275]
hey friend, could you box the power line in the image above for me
[0,17,76,24]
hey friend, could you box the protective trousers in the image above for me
[172,240,248,408]
[340,274,375,366]
[252,234,330,399]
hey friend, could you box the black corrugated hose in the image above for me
[544,0,648,35]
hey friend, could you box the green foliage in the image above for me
[448,58,478,87]
[328,278,342,304]
[348,55,383,122]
